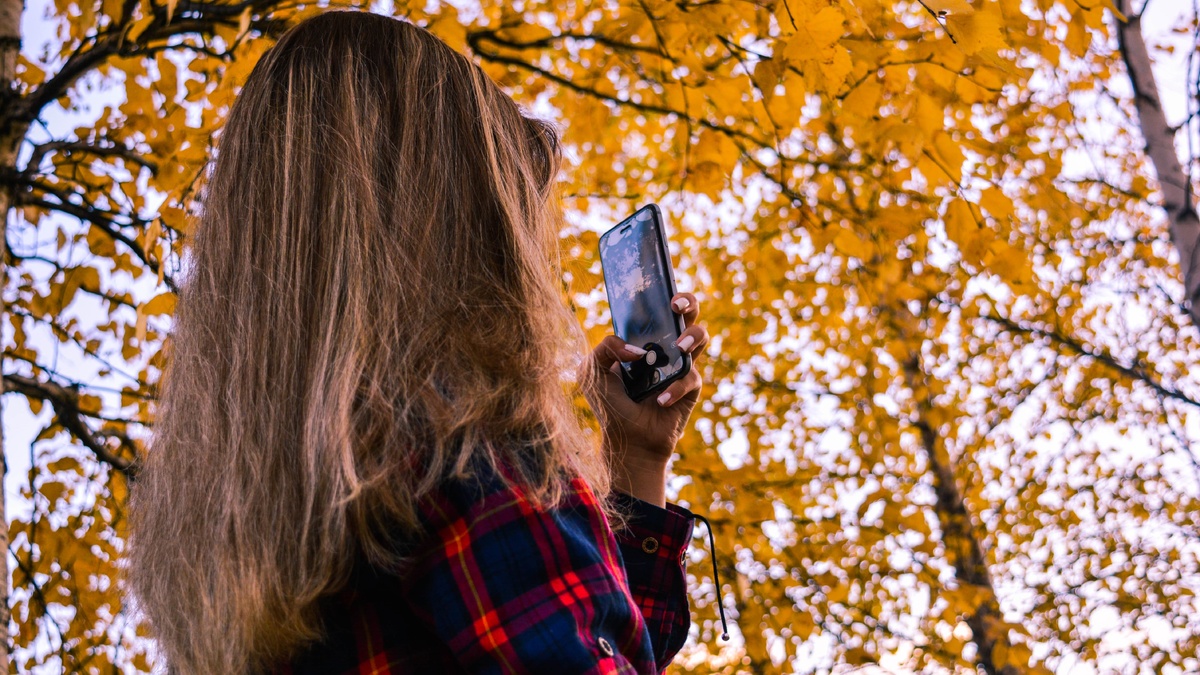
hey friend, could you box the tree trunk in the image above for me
[902,353,1021,675]
[0,0,21,668]
[1115,0,1200,326]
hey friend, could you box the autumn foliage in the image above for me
[5,0,1199,672]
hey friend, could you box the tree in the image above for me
[6,0,1200,672]
[4,2,294,669]
[1115,0,1200,328]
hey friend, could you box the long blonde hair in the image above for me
[126,11,609,673]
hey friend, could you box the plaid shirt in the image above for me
[275,459,695,674]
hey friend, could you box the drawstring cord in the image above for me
[689,513,729,640]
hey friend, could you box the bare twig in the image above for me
[3,373,139,477]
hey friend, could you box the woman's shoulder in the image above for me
[279,447,706,674]
[411,451,602,536]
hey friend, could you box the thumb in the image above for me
[591,335,648,374]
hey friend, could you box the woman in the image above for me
[127,11,718,675]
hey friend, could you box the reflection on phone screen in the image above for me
[600,208,683,388]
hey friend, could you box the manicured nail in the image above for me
[673,298,689,312]
[610,361,621,374]
[624,344,647,356]
[676,335,694,351]
[657,391,671,405]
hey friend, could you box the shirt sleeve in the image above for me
[400,460,662,675]
[607,491,695,672]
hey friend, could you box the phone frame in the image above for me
[598,203,692,403]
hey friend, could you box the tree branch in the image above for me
[16,188,177,294]
[984,312,1200,409]
[3,373,138,478]
[25,139,159,176]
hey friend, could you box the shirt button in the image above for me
[598,636,614,656]
[641,537,660,554]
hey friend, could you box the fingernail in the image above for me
[657,391,671,405]
[624,344,647,356]
[610,362,621,374]
[673,298,689,312]
[676,335,694,351]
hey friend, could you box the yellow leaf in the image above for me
[782,7,845,69]
[987,239,1032,286]
[914,94,945,138]
[902,511,931,535]
[126,16,153,43]
[40,481,68,504]
[141,292,177,317]
[947,4,1007,57]
[932,132,965,182]
[979,187,1013,220]
[47,457,80,474]
[834,228,873,259]
[692,128,738,168]
[1064,9,1090,57]
[826,581,849,604]
[157,240,169,286]
[142,219,163,251]
[502,22,553,45]
[752,56,782,98]
[765,70,806,127]
[687,163,726,199]
[78,394,104,414]
[819,48,853,91]
[924,0,974,13]
[845,647,873,665]
[774,0,800,37]
[688,128,740,197]
[82,266,102,293]
[1100,0,1126,22]
[18,55,45,87]
[87,227,117,258]
[135,310,149,346]
[842,76,881,120]
[429,11,467,53]
[238,7,252,41]
[156,54,178,99]
[992,641,1010,667]
[111,472,130,504]
[943,198,975,246]
[806,6,845,48]
[943,583,992,616]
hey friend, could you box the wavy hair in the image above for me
[126,11,610,673]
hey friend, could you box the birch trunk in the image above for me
[1116,0,1200,326]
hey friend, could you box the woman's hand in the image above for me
[584,292,709,504]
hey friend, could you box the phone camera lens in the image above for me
[644,343,667,367]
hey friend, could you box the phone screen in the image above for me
[599,205,688,399]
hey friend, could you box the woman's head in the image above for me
[127,11,606,673]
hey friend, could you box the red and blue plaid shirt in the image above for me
[275,459,696,674]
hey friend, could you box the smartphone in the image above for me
[598,204,691,402]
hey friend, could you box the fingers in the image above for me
[653,366,702,407]
[592,334,651,374]
[672,323,709,359]
[671,292,699,328]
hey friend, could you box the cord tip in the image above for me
[721,633,729,641]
